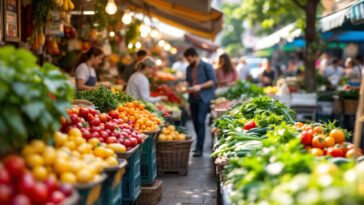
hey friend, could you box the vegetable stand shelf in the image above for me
[140,131,159,185]
[101,159,127,205]
[75,174,107,205]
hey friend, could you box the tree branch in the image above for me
[292,0,306,11]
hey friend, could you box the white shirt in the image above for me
[75,63,96,81]
[236,63,250,80]
[324,65,344,86]
[126,72,162,103]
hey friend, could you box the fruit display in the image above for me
[154,71,177,82]
[155,102,180,119]
[158,125,187,141]
[60,107,144,151]
[0,154,74,205]
[151,85,184,104]
[296,122,362,158]
[116,101,162,132]
[22,129,118,185]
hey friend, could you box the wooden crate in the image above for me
[137,180,163,205]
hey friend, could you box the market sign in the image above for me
[348,0,364,25]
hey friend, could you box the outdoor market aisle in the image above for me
[157,120,217,205]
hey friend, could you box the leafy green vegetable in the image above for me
[253,112,284,128]
[339,90,359,100]
[76,86,119,113]
[0,46,74,152]
[219,80,264,100]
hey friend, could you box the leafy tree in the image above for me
[242,0,321,91]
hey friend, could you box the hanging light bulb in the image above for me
[170,47,177,54]
[128,43,133,49]
[109,31,115,37]
[158,40,165,47]
[156,59,162,66]
[150,29,159,38]
[122,13,133,25]
[105,0,117,15]
[164,43,171,51]
[140,24,151,38]
[135,41,142,49]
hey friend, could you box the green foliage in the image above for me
[339,90,359,100]
[220,80,264,100]
[0,46,74,152]
[93,0,120,31]
[125,20,141,53]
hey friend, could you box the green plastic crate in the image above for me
[122,146,141,203]
[101,159,127,205]
[140,134,157,185]
[75,174,107,205]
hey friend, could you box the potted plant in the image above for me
[317,91,334,115]
[339,90,359,115]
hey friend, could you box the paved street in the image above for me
[157,121,217,205]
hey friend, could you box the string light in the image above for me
[156,59,162,66]
[158,40,165,47]
[109,31,115,37]
[105,0,117,15]
[122,13,133,25]
[128,43,133,49]
[135,41,141,49]
[140,24,151,38]
[170,47,177,54]
[164,43,171,51]
[150,29,160,38]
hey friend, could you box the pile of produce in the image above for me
[151,85,184,104]
[0,155,74,205]
[211,95,364,204]
[155,102,181,119]
[219,80,264,100]
[116,101,162,132]
[60,107,144,151]
[154,70,176,82]
[0,47,74,152]
[158,125,187,141]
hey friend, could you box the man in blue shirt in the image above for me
[184,48,217,157]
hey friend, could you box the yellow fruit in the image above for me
[77,144,92,154]
[61,172,77,184]
[91,162,103,173]
[32,166,48,181]
[54,132,68,147]
[69,161,82,172]
[106,157,118,167]
[30,140,46,154]
[104,148,115,158]
[77,169,94,183]
[54,158,70,174]
[88,138,100,148]
[168,125,175,131]
[166,136,173,141]
[43,147,56,165]
[73,137,86,146]
[94,147,107,158]
[178,134,186,141]
[65,141,76,150]
[69,0,74,10]
[107,143,126,154]
[26,154,44,168]
[68,128,82,138]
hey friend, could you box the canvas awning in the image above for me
[184,34,219,52]
[347,0,364,24]
[123,0,223,40]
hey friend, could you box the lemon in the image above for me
[73,137,86,146]
[61,172,77,184]
[107,143,126,154]
[88,138,100,148]
[104,148,115,158]
[32,166,48,181]
[26,154,44,168]
[166,136,173,141]
[68,128,82,139]
[65,141,76,150]
[106,157,118,167]
[77,144,92,154]
[43,147,56,165]
[159,134,167,141]
[30,140,46,154]
[54,132,68,147]
[22,145,36,156]
[76,169,94,183]
[54,158,70,174]
[91,162,104,173]
[69,161,82,172]
[94,147,107,158]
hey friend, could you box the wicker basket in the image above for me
[72,99,95,108]
[343,99,358,115]
[156,137,193,176]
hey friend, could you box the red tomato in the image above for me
[330,129,345,143]
[44,177,59,194]
[99,114,108,123]
[327,147,344,157]
[0,168,10,185]
[3,155,25,178]
[12,194,31,205]
[105,122,115,132]
[108,111,120,119]
[313,126,323,134]
[312,135,326,149]
[243,120,256,130]
[300,130,313,146]
[106,137,118,144]
[324,136,335,147]
[129,137,138,146]
[86,113,95,122]
[346,148,363,158]
[78,107,89,117]
[59,184,73,197]
[91,132,100,139]
[0,185,12,204]
[90,118,101,127]
[18,172,36,195]
[49,191,65,204]
[60,117,68,126]
[294,122,304,128]
[70,114,81,124]
[30,183,49,204]
[82,129,92,141]
[99,131,109,139]
[310,148,324,156]
[123,139,132,148]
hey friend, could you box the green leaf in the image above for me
[22,102,45,121]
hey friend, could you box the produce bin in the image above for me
[156,137,193,176]
[121,145,142,204]
[137,180,163,205]
[75,174,107,205]
[101,159,127,205]
[140,132,158,185]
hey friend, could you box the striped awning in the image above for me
[320,8,349,32]
[348,0,364,24]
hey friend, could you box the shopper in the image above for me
[344,57,362,88]
[284,60,302,77]
[123,49,147,83]
[236,57,250,81]
[75,47,104,90]
[126,56,167,103]
[172,56,188,79]
[323,58,344,87]
[184,47,217,157]
[215,53,238,87]
[259,59,276,87]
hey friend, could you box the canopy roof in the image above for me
[123,0,223,40]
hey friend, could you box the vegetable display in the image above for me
[151,85,184,104]
[76,86,121,113]
[219,80,264,100]
[0,46,74,152]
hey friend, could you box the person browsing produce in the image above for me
[75,47,104,90]
[126,56,167,103]
[215,53,238,87]
[184,47,217,157]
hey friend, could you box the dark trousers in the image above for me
[190,99,210,151]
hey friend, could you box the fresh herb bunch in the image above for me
[0,47,74,152]
[238,96,295,123]
[76,86,119,113]
[220,80,264,100]
[317,91,334,101]
[253,112,284,128]
[339,90,359,100]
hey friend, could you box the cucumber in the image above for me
[330,157,351,166]
[246,127,268,135]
